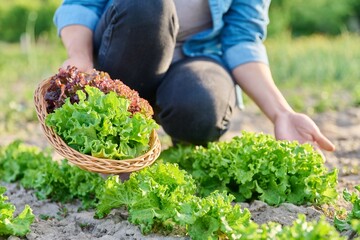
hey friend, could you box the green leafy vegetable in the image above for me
[274,214,345,240]
[95,161,343,239]
[160,131,338,205]
[350,219,360,237]
[45,66,154,118]
[183,192,252,240]
[236,214,345,240]
[0,140,51,183]
[95,162,252,238]
[95,162,197,232]
[46,86,158,160]
[0,141,105,209]
[0,186,35,237]
[0,141,346,239]
[21,159,105,209]
[334,185,360,233]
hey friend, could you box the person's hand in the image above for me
[60,25,94,73]
[61,56,94,73]
[274,111,335,152]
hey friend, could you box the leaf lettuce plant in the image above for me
[0,186,34,237]
[160,131,338,206]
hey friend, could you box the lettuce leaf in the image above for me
[0,186,35,237]
[0,140,51,183]
[0,141,104,210]
[160,131,338,206]
[95,162,252,238]
[335,185,360,233]
[275,214,345,240]
[46,86,158,159]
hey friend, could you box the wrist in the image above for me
[61,25,93,63]
[272,107,295,124]
[68,51,93,63]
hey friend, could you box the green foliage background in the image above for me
[0,0,61,42]
[268,0,360,36]
[0,0,359,42]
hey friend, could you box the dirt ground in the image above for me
[1,105,360,239]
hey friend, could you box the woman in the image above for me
[53,0,335,152]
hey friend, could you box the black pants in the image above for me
[94,0,236,145]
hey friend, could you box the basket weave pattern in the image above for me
[34,78,161,174]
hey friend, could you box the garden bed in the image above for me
[1,105,360,239]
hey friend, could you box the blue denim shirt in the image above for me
[54,0,271,71]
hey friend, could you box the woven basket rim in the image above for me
[33,77,161,174]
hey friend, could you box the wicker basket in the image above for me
[33,78,161,174]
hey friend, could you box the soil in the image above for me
[1,105,359,239]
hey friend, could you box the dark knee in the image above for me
[158,98,221,145]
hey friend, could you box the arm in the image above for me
[221,0,334,151]
[233,62,335,151]
[60,25,94,72]
[53,0,109,72]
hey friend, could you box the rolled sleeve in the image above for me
[54,0,112,33]
[224,41,268,69]
[54,5,102,35]
[221,0,271,70]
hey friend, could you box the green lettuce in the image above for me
[160,131,338,206]
[95,162,253,238]
[45,86,158,159]
[334,185,360,233]
[0,140,51,183]
[0,141,104,209]
[0,186,35,237]
[266,214,345,240]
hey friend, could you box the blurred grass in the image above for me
[265,33,360,114]
[0,38,65,132]
[0,33,359,133]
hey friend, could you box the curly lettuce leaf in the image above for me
[20,159,105,209]
[46,86,158,159]
[0,186,35,237]
[95,162,253,238]
[0,141,52,183]
[0,141,104,210]
[335,185,360,233]
[160,131,338,206]
[275,214,346,240]
[96,162,198,233]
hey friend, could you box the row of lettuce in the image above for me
[1,132,360,239]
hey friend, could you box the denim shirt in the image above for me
[54,0,271,71]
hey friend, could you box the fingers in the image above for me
[61,58,94,73]
[314,131,335,152]
[304,114,335,152]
